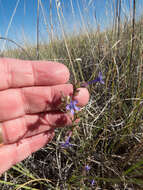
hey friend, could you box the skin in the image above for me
[0,58,89,175]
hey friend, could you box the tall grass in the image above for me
[0,0,143,189]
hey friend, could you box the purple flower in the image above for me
[61,136,72,148]
[81,72,104,87]
[88,72,104,85]
[85,165,91,171]
[66,100,80,115]
[91,179,95,186]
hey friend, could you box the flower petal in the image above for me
[70,109,75,115]
[66,104,70,110]
[73,100,78,104]
[74,106,80,111]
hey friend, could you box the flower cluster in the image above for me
[66,100,80,115]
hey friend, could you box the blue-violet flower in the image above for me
[91,179,95,186]
[61,136,72,148]
[66,100,80,115]
[85,165,91,171]
[81,72,104,87]
[91,71,104,84]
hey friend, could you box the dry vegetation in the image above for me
[0,0,143,189]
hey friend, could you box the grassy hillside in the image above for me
[0,16,143,190]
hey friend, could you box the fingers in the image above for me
[1,112,71,144]
[0,130,54,176]
[1,88,89,144]
[0,58,70,90]
[73,88,89,106]
[0,85,90,122]
[0,84,73,121]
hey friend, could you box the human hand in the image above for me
[0,58,89,175]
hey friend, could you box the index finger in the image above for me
[0,58,70,90]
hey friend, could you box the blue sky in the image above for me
[0,0,142,49]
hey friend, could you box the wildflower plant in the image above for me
[58,72,104,184]
[59,72,104,146]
